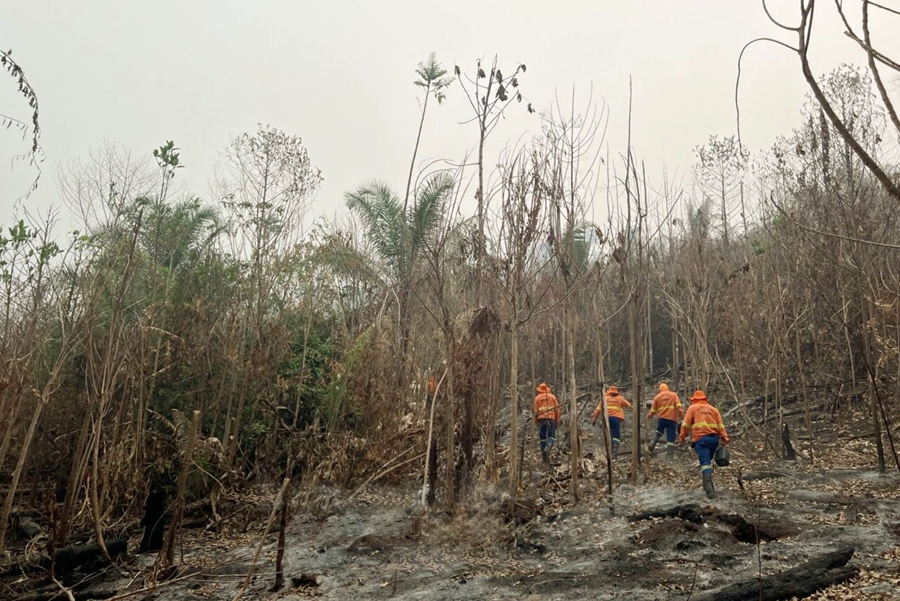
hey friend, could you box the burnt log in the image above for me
[693,547,857,601]
[52,539,127,576]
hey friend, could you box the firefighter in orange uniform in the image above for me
[647,383,684,460]
[679,390,729,499]
[533,383,560,465]
[592,386,631,459]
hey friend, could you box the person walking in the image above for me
[426,375,437,409]
[533,383,560,465]
[592,386,631,460]
[648,383,684,460]
[679,390,729,499]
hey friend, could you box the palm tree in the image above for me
[346,172,454,380]
[142,197,223,272]
[346,172,453,288]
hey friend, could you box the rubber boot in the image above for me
[665,445,675,461]
[611,441,619,461]
[541,449,549,466]
[648,431,663,453]
[702,472,716,499]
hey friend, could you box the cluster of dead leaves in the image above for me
[802,566,900,600]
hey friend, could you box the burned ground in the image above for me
[4,399,900,600]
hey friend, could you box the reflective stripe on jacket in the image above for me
[679,400,729,444]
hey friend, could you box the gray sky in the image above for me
[0,1,889,232]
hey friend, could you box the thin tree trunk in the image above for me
[421,368,444,506]
[509,315,520,493]
[599,393,614,515]
[233,475,291,601]
[0,395,46,551]
[486,336,501,483]
[292,304,314,428]
[860,294,886,473]
[0,388,23,472]
[59,407,91,545]
[88,408,110,561]
[629,295,643,486]
[273,460,292,591]
[795,328,814,463]
[672,321,680,397]
[566,299,579,501]
[159,410,202,572]
[443,338,455,509]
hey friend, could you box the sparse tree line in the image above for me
[0,36,899,557]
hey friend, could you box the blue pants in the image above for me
[538,419,556,452]
[657,418,677,448]
[609,417,622,444]
[693,434,720,474]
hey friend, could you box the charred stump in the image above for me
[782,423,797,460]
[139,488,167,553]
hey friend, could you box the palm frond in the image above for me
[409,172,454,252]
[345,181,406,280]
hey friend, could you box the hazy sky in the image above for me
[0,1,892,231]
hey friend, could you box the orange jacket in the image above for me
[648,383,683,422]
[593,390,631,422]
[427,376,436,395]
[534,384,560,423]
[679,393,729,444]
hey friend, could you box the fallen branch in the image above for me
[348,452,426,501]
[741,471,791,482]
